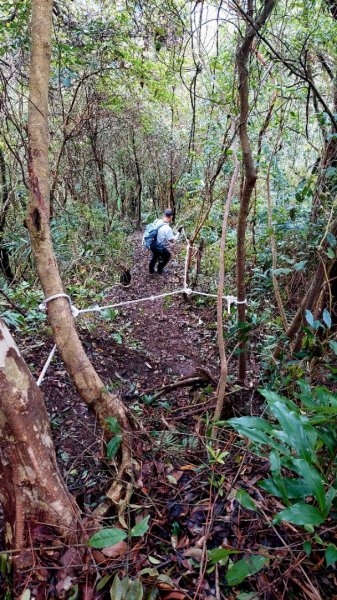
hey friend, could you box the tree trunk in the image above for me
[213,157,239,434]
[26,0,132,501]
[131,130,142,230]
[0,147,14,282]
[0,319,80,552]
[235,0,277,381]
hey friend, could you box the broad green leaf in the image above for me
[268,401,317,464]
[226,555,268,586]
[106,434,123,459]
[259,388,299,412]
[130,515,150,538]
[291,459,326,513]
[273,503,324,526]
[325,544,337,567]
[208,548,241,564]
[323,309,332,329]
[228,416,274,433]
[269,450,281,475]
[236,489,257,511]
[227,419,289,455]
[259,477,312,499]
[88,528,127,548]
[323,487,337,518]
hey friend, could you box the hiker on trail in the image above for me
[147,208,180,275]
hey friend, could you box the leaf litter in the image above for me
[2,236,337,599]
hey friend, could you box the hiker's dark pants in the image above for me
[149,247,171,274]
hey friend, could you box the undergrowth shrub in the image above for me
[227,384,337,529]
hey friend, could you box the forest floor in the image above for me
[2,236,337,599]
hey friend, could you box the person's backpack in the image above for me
[142,220,165,250]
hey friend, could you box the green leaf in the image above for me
[106,434,122,459]
[327,247,335,259]
[325,544,337,567]
[68,584,79,600]
[110,574,123,600]
[294,260,307,271]
[259,477,312,499]
[269,450,281,475]
[303,541,312,556]
[236,489,257,511]
[329,340,337,355]
[322,308,332,329]
[130,515,150,538]
[305,309,315,328]
[226,555,268,586]
[88,528,127,548]
[327,232,337,247]
[291,459,326,512]
[20,591,31,600]
[208,548,241,564]
[96,575,112,591]
[272,503,324,526]
[106,417,121,434]
[267,401,317,464]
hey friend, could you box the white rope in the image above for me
[37,285,247,385]
[39,293,79,317]
[37,343,57,386]
[37,232,248,386]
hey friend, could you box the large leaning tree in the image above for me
[25,0,135,508]
[0,319,81,562]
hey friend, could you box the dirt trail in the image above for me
[26,235,219,507]
[103,234,219,390]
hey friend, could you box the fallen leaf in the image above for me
[102,540,128,558]
[184,548,203,560]
[179,465,197,471]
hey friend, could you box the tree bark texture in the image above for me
[0,320,80,550]
[235,0,277,381]
[26,0,132,437]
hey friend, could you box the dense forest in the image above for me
[1,0,337,598]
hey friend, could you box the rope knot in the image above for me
[39,293,79,318]
[184,287,193,296]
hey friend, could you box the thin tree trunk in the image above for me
[0,319,80,552]
[131,130,142,230]
[26,0,133,506]
[213,158,240,436]
[0,147,14,282]
[266,160,288,329]
[235,0,277,381]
